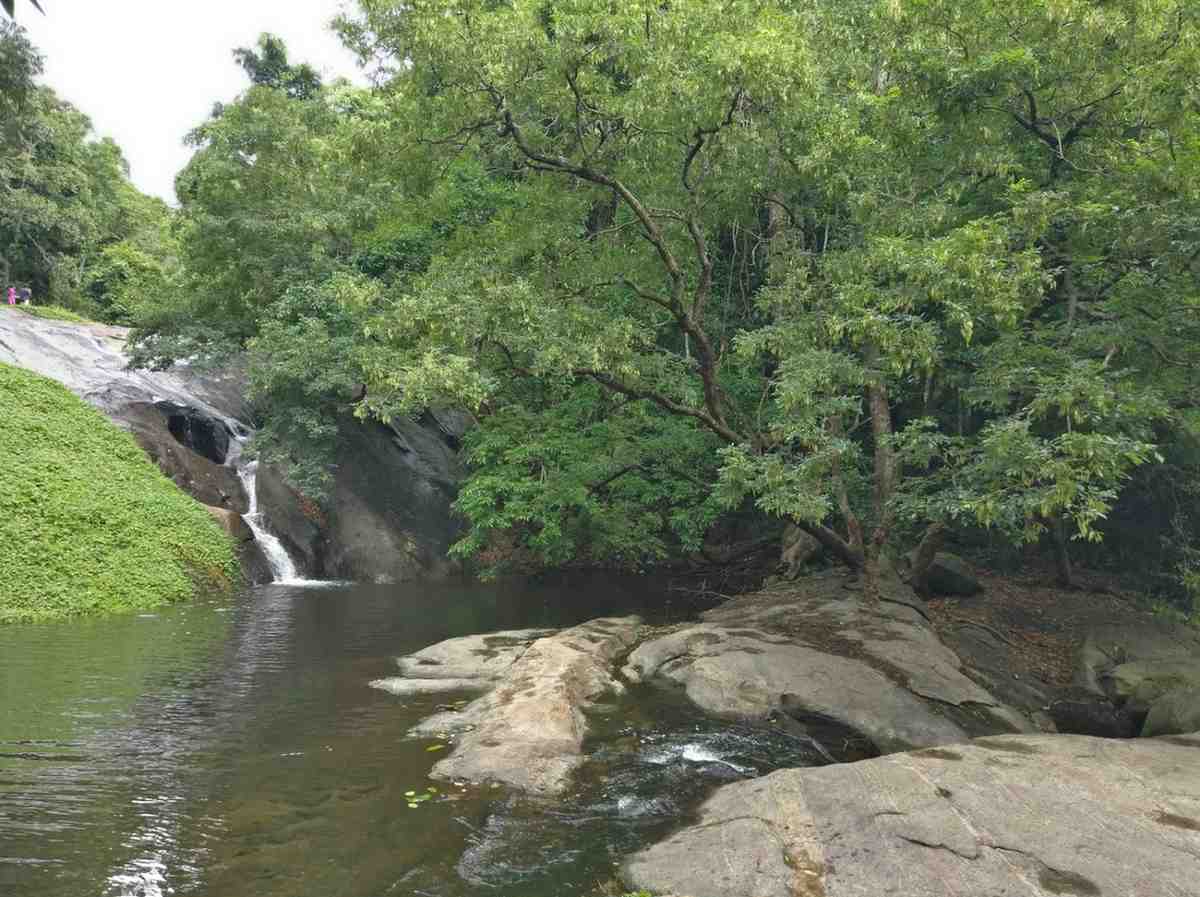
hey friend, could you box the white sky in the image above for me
[20,0,367,204]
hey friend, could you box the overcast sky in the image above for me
[20,0,367,204]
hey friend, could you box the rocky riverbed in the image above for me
[376,569,1200,895]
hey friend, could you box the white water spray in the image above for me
[236,459,304,584]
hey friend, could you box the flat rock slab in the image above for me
[624,572,1030,754]
[370,627,555,695]
[625,731,1200,897]
[387,617,642,795]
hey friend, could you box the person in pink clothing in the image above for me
[6,286,15,306]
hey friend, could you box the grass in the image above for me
[0,363,239,624]
[1,306,92,323]
[13,304,91,321]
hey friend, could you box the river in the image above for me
[0,577,821,897]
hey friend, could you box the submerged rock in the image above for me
[624,572,1030,755]
[380,618,642,795]
[624,731,1200,897]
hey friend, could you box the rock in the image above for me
[779,523,822,579]
[624,572,1030,755]
[239,540,275,586]
[1108,658,1200,714]
[1078,618,1200,695]
[256,463,325,577]
[1142,685,1200,738]
[1078,618,1200,737]
[1044,697,1139,738]
[372,677,493,697]
[156,399,232,463]
[391,617,642,795]
[323,417,465,582]
[370,627,554,695]
[255,416,467,583]
[203,505,273,585]
[623,731,1200,897]
[121,402,247,513]
[204,505,254,542]
[909,550,983,596]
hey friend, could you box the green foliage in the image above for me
[329,0,1197,573]
[128,1,1200,578]
[0,362,239,624]
[246,273,379,499]
[233,33,322,101]
[450,385,725,575]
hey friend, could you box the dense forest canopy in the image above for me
[5,2,1199,606]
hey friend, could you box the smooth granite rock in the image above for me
[624,572,1030,754]
[379,618,642,795]
[625,731,1200,897]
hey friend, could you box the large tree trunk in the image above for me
[861,345,897,604]
[1051,515,1073,588]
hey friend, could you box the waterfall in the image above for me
[236,459,304,584]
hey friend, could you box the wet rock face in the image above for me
[374,618,643,795]
[624,572,1032,756]
[623,731,1200,897]
[323,416,466,583]
[158,401,232,464]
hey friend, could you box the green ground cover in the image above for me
[14,304,92,323]
[0,362,238,623]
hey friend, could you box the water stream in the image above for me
[235,459,302,584]
[0,577,819,897]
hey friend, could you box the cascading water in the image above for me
[235,458,304,584]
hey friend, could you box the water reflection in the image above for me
[0,575,808,897]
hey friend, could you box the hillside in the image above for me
[0,361,238,623]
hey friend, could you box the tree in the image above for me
[233,33,322,101]
[1,22,176,317]
[334,0,1193,587]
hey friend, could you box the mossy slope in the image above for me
[0,362,238,623]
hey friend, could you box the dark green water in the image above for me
[0,576,819,897]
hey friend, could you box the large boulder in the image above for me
[1109,658,1200,714]
[122,402,246,512]
[1079,619,1200,737]
[908,549,983,596]
[624,731,1200,897]
[624,572,1031,756]
[1143,685,1200,737]
[324,415,466,583]
[378,618,642,795]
